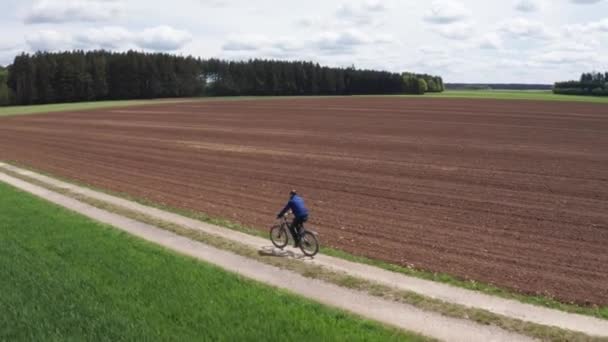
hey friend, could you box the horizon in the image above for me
[1,0,607,84]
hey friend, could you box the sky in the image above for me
[0,0,607,83]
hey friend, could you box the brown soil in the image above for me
[1,97,607,305]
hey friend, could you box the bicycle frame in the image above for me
[279,213,317,236]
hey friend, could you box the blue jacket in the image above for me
[278,195,309,218]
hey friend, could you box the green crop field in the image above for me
[0,181,424,341]
[422,90,608,103]
[0,99,192,117]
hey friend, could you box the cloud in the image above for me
[418,46,450,55]
[314,29,393,55]
[316,30,365,52]
[74,26,132,49]
[222,35,270,51]
[221,29,393,58]
[434,22,474,40]
[424,0,471,24]
[515,0,541,12]
[534,36,603,67]
[532,50,600,64]
[271,39,304,53]
[296,18,318,27]
[570,0,603,4]
[135,26,193,51]
[544,37,600,52]
[566,18,608,34]
[198,0,228,8]
[0,38,21,52]
[335,1,386,25]
[26,25,192,52]
[25,0,123,24]
[499,18,557,40]
[478,32,503,49]
[26,29,73,51]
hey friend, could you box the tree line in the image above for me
[0,66,11,105]
[2,50,444,106]
[553,72,608,96]
[202,59,443,96]
[402,72,444,94]
[7,51,203,105]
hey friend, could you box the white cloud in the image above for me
[544,37,600,52]
[296,18,318,27]
[74,26,133,49]
[313,29,393,55]
[316,30,365,50]
[25,0,123,24]
[26,25,192,52]
[271,39,303,53]
[570,0,604,4]
[26,29,73,51]
[221,28,393,57]
[478,32,503,49]
[418,46,450,56]
[424,0,471,24]
[515,0,541,12]
[532,50,600,64]
[566,18,608,34]
[222,35,270,51]
[434,22,475,40]
[135,26,193,51]
[0,38,21,52]
[335,1,386,25]
[198,0,228,8]
[500,18,557,40]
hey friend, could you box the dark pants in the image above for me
[290,215,308,242]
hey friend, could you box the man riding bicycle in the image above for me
[277,190,309,247]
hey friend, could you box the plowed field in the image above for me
[1,97,606,305]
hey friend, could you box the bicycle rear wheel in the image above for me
[270,224,289,248]
[299,231,319,257]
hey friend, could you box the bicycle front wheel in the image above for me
[270,224,289,249]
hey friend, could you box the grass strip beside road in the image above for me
[0,181,425,342]
[2,169,602,342]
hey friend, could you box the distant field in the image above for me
[422,90,608,103]
[0,89,606,118]
[0,99,194,117]
[0,182,421,341]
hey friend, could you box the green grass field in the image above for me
[0,181,425,341]
[422,90,608,103]
[0,99,193,117]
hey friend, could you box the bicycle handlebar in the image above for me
[278,210,292,219]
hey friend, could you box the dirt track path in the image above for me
[0,170,535,342]
[2,162,607,339]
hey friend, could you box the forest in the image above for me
[553,72,608,96]
[1,50,444,106]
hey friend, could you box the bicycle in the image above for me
[270,212,320,257]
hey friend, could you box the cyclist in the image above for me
[277,190,309,247]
